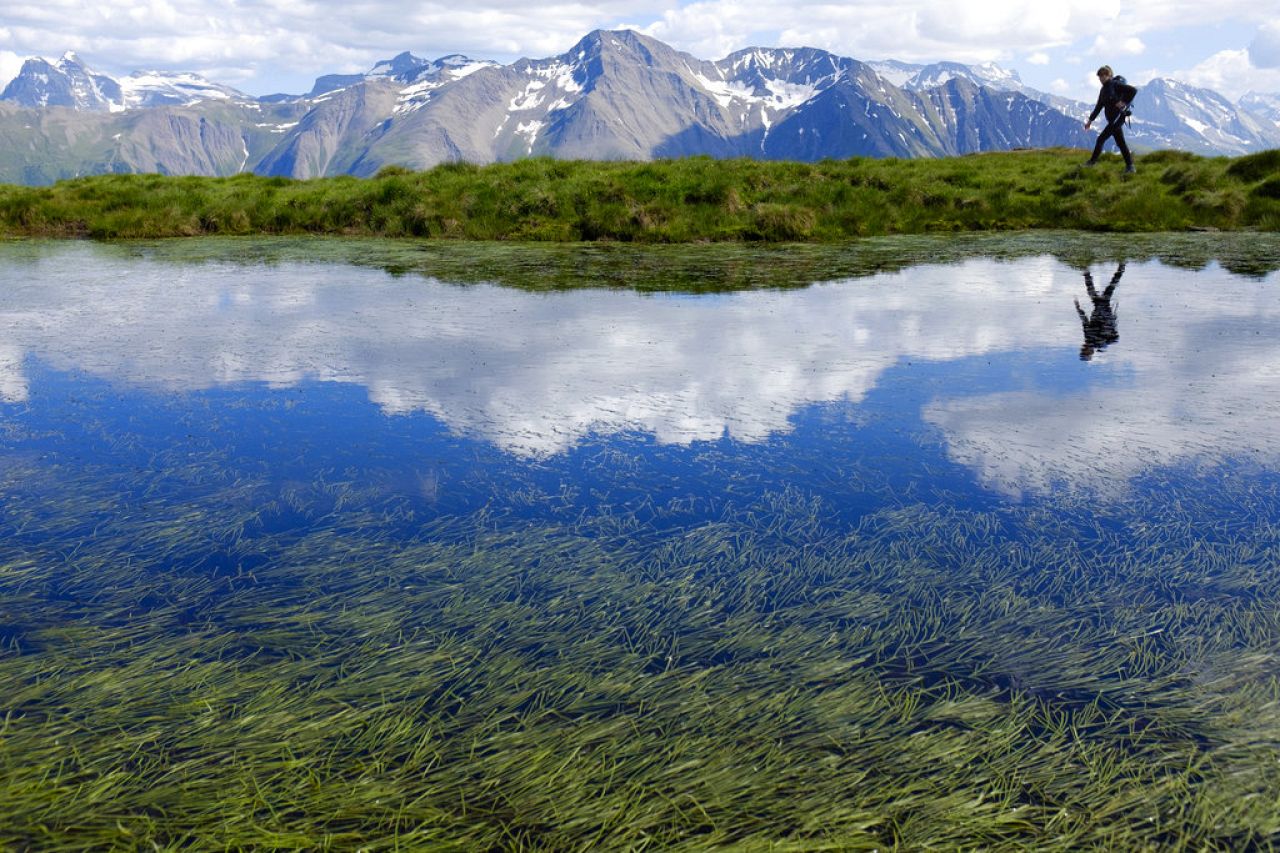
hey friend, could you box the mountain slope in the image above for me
[1127,78,1280,154]
[0,31,1277,185]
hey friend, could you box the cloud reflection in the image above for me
[924,263,1280,495]
[1,243,1278,494]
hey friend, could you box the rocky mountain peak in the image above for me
[369,51,429,80]
[1,52,121,110]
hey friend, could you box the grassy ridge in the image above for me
[0,148,1278,240]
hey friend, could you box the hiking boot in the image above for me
[1082,159,1098,167]
[1124,164,1137,174]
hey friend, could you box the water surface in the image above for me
[2,235,1280,848]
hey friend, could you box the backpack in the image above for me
[1113,75,1137,123]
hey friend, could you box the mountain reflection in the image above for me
[1,243,1279,494]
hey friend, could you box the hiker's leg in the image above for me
[1113,126,1133,167]
[1089,129,1109,163]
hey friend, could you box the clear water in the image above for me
[3,239,1278,531]
[3,235,1280,845]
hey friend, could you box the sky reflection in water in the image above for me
[1,240,1279,520]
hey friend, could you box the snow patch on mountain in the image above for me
[392,55,498,115]
[120,71,244,109]
[693,69,822,111]
[692,72,758,108]
[515,120,543,153]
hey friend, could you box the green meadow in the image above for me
[0,147,1278,240]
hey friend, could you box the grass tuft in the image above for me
[0,149,1277,240]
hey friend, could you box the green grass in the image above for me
[1,148,1278,240]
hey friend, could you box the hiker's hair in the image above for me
[1097,65,1113,77]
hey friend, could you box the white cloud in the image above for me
[1249,22,1280,69]
[1049,77,1071,93]
[0,345,28,403]
[0,50,24,91]
[1092,33,1145,58]
[1177,48,1280,102]
[0,1,1276,95]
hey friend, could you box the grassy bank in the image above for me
[1,148,1278,240]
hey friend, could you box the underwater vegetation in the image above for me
[2,432,1280,849]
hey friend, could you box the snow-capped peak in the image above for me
[392,54,499,115]
[1,51,122,111]
[906,60,1022,92]
[119,70,247,109]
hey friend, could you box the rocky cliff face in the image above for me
[1,30,1277,185]
[257,81,402,179]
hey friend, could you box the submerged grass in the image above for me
[3,439,1280,848]
[1,148,1279,241]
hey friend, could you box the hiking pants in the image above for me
[1091,120,1133,167]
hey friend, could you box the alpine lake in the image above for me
[2,232,1280,850]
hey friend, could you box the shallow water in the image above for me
[3,235,1280,847]
[3,237,1278,515]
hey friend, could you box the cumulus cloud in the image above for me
[1092,33,1145,58]
[1249,22,1280,69]
[0,0,1276,94]
[1178,48,1280,102]
[1026,51,1050,65]
[0,50,24,91]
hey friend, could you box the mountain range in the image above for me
[2,31,1278,185]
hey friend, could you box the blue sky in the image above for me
[2,1,1278,103]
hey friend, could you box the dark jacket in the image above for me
[1089,76,1139,123]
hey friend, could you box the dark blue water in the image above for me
[1,240,1279,582]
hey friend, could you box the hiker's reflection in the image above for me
[1074,263,1123,361]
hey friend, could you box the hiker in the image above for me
[1083,66,1138,173]
[1074,263,1123,360]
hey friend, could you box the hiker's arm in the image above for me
[1086,93,1104,128]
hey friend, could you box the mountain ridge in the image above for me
[1,30,1277,185]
